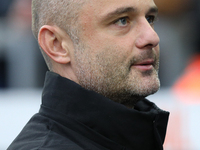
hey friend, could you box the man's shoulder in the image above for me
[7,114,84,150]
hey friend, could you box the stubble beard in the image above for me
[73,42,160,106]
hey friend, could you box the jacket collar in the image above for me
[41,71,169,150]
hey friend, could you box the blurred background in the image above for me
[0,0,200,149]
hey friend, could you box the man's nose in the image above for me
[135,20,160,49]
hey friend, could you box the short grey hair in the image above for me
[32,0,84,70]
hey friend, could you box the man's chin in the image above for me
[119,86,159,107]
[134,79,160,97]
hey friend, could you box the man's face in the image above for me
[72,0,160,105]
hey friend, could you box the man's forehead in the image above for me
[81,0,157,17]
[84,0,156,8]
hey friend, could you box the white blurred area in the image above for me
[1,89,200,150]
[149,89,200,150]
[0,89,41,150]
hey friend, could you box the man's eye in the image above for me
[146,15,156,24]
[114,17,128,26]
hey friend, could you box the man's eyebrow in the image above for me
[147,6,158,14]
[100,6,158,21]
[101,7,135,21]
[108,7,135,17]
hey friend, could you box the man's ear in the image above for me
[38,25,72,64]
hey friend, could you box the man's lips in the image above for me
[132,59,155,71]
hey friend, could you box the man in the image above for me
[8,0,169,149]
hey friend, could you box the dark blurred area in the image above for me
[0,0,13,17]
[0,0,47,88]
[0,0,199,89]
[154,0,200,101]
[154,0,197,86]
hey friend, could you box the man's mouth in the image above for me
[132,59,155,71]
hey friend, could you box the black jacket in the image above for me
[8,72,169,150]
